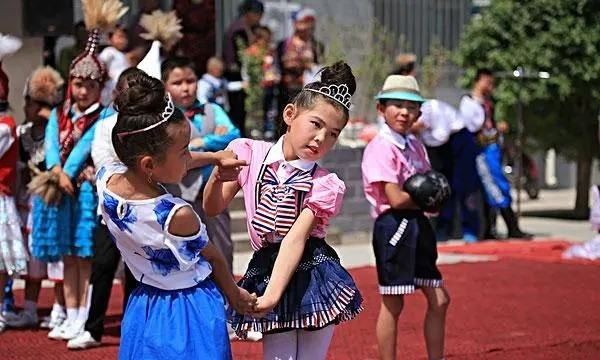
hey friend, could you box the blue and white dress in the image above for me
[96,163,231,360]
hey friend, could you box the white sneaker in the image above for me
[5,311,38,328]
[67,331,101,350]
[0,315,6,333]
[41,306,67,329]
[48,321,69,340]
[59,320,84,341]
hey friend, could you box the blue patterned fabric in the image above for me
[119,280,231,360]
[476,143,512,208]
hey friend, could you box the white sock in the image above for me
[24,300,37,314]
[77,306,88,324]
[52,303,65,314]
[66,308,78,324]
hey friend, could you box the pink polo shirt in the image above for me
[361,126,431,218]
[227,137,345,251]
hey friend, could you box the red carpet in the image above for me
[2,243,600,359]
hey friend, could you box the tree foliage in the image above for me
[455,0,600,161]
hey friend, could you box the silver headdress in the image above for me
[117,92,175,141]
[304,83,352,111]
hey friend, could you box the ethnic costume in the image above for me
[31,4,118,262]
[0,34,28,277]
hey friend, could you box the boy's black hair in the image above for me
[161,56,197,82]
[475,68,494,82]
[239,0,264,15]
[108,24,128,38]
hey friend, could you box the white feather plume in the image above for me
[0,33,23,61]
[139,10,183,50]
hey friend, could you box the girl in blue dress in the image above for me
[31,25,115,341]
[96,72,255,359]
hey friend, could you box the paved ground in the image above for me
[4,189,598,359]
[3,241,599,359]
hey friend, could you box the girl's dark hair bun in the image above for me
[113,75,165,116]
[319,61,356,96]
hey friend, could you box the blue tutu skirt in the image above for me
[230,237,363,338]
[31,180,97,261]
[119,279,231,360]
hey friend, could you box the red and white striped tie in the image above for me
[251,166,313,238]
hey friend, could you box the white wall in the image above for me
[1,0,44,124]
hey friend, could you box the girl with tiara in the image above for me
[97,71,255,360]
[30,0,126,341]
[204,61,363,359]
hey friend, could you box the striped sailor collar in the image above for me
[264,136,316,172]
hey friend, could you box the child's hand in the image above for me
[214,126,229,136]
[190,138,205,149]
[250,295,278,318]
[54,169,74,196]
[214,150,247,182]
[231,287,257,314]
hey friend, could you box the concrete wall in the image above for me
[1,0,44,124]
[319,146,374,234]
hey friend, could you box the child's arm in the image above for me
[202,166,241,217]
[196,79,211,104]
[383,182,419,210]
[200,105,241,151]
[63,121,99,179]
[252,208,317,317]
[45,109,74,195]
[168,206,256,314]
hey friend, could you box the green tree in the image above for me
[455,0,600,216]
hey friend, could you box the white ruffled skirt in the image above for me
[0,195,28,275]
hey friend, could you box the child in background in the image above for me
[362,75,450,360]
[204,61,363,359]
[99,72,254,359]
[99,25,130,106]
[162,56,240,273]
[6,66,65,330]
[32,7,119,341]
[243,25,279,140]
[0,33,28,332]
[197,57,244,112]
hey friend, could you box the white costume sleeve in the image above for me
[459,95,485,132]
[419,100,454,147]
[0,123,15,158]
[91,113,119,169]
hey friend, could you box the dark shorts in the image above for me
[372,209,443,295]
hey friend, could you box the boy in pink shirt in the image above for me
[362,75,450,360]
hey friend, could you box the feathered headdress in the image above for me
[25,66,65,107]
[0,33,23,104]
[137,10,183,80]
[69,0,129,81]
[139,10,183,51]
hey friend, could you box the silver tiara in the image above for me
[304,83,352,111]
[117,92,175,141]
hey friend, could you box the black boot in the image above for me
[500,207,533,239]
[482,203,498,240]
